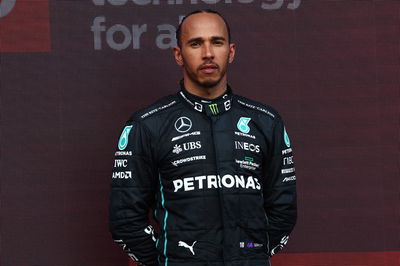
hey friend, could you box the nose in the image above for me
[202,42,214,60]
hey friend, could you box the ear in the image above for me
[228,43,236,64]
[173,46,184,67]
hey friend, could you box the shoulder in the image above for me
[127,94,181,123]
[234,94,281,121]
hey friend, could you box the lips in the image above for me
[199,64,218,74]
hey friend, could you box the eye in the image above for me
[190,42,200,47]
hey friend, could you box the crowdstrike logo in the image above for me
[0,0,16,18]
[171,155,206,167]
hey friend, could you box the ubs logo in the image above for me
[0,0,16,18]
[0,0,51,52]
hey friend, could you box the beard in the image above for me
[182,56,229,89]
[196,73,224,88]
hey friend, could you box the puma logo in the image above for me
[178,240,197,255]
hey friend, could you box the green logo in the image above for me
[237,117,251,133]
[209,104,219,115]
[118,125,133,150]
[245,156,254,162]
[284,127,291,148]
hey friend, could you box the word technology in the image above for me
[92,0,302,11]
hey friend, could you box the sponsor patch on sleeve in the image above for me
[284,127,291,148]
[118,125,133,150]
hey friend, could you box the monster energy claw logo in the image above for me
[284,127,291,148]
[237,117,251,134]
[118,125,133,150]
[209,104,219,115]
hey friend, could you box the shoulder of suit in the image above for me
[234,94,281,120]
[127,94,180,123]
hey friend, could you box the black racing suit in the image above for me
[109,83,297,266]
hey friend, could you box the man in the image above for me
[109,10,297,266]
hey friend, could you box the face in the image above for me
[174,13,236,89]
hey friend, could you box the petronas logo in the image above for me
[209,104,219,115]
[284,127,291,148]
[237,117,251,133]
[118,125,133,150]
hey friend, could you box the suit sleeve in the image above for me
[109,119,158,266]
[263,117,297,256]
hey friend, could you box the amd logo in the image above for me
[0,0,16,18]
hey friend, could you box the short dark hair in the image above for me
[176,9,232,48]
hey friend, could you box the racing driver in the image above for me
[109,9,297,266]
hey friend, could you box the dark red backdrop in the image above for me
[1,0,399,265]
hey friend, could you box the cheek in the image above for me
[183,54,200,69]
[217,48,230,60]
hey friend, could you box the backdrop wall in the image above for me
[0,0,399,265]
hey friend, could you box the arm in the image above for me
[264,117,297,256]
[109,120,158,265]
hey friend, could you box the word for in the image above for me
[91,16,177,50]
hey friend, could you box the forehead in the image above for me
[181,13,228,40]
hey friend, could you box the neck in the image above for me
[183,75,227,100]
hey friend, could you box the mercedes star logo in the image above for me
[174,117,192,133]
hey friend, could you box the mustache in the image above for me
[198,62,219,70]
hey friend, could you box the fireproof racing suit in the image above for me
[109,83,297,266]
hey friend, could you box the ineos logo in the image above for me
[0,0,16,18]
[174,117,192,133]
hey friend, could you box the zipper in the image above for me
[209,115,226,265]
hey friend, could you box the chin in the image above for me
[197,76,222,88]
[199,80,219,88]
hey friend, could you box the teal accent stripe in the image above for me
[159,174,169,266]
[245,156,254,162]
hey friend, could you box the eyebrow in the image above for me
[186,36,226,44]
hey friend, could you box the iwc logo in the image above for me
[237,117,251,134]
[174,117,192,133]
